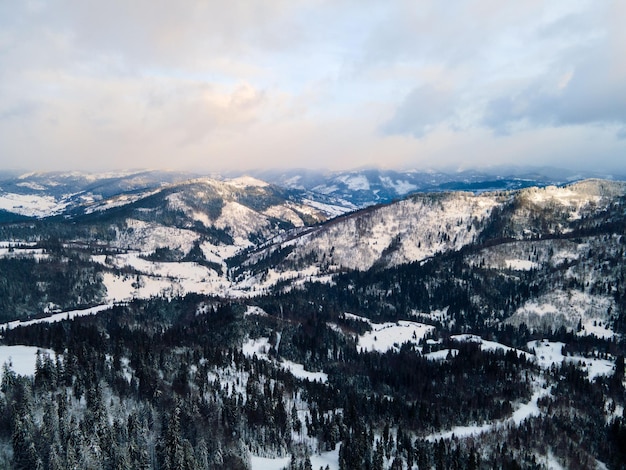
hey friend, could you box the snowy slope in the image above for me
[243,191,501,273]
[506,290,615,336]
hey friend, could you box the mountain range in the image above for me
[0,167,625,469]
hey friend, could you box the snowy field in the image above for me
[450,334,528,356]
[340,313,435,353]
[0,193,67,217]
[529,339,614,379]
[357,320,435,353]
[0,345,55,378]
[250,448,339,470]
[1,304,114,331]
[426,334,615,380]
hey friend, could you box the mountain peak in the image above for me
[225,176,270,188]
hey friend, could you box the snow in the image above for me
[341,313,435,353]
[1,304,113,331]
[250,449,339,470]
[358,320,435,353]
[0,241,37,248]
[450,334,527,356]
[83,189,161,214]
[507,290,614,334]
[505,259,538,270]
[16,181,46,191]
[281,359,328,383]
[535,452,566,470]
[529,340,614,379]
[242,337,328,383]
[525,186,602,214]
[339,174,370,191]
[425,335,527,361]
[250,455,290,470]
[426,334,614,380]
[427,382,551,441]
[283,191,500,272]
[0,247,46,259]
[113,219,199,253]
[379,176,417,195]
[263,205,305,227]
[215,202,271,240]
[311,448,339,470]
[579,319,615,339]
[425,349,458,361]
[201,238,250,265]
[0,345,55,378]
[301,199,352,217]
[242,337,272,357]
[245,306,269,317]
[226,176,269,188]
[94,250,233,301]
[0,192,67,217]
[412,307,450,323]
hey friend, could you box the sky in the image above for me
[0,0,625,173]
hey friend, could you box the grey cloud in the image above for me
[483,54,626,134]
[381,85,457,137]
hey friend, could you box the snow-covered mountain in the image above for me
[1,171,625,337]
[237,179,626,275]
[247,166,624,208]
[2,166,621,220]
[2,171,626,469]
[0,170,195,218]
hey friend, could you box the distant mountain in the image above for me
[0,170,196,218]
[247,166,624,208]
[0,170,353,219]
[2,166,622,220]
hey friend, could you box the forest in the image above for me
[0,290,625,469]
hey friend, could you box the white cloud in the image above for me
[0,0,624,173]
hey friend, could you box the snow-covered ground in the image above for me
[302,199,353,218]
[425,349,458,360]
[94,254,234,301]
[425,334,615,380]
[426,380,551,441]
[529,340,614,379]
[357,320,435,353]
[0,246,46,259]
[112,219,200,253]
[334,313,435,353]
[83,189,162,214]
[505,259,539,270]
[507,290,615,336]
[242,337,328,383]
[450,334,528,356]
[1,304,113,331]
[0,192,68,217]
[0,345,55,378]
[250,448,339,470]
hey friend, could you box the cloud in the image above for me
[483,12,626,135]
[0,0,625,173]
[381,85,458,137]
